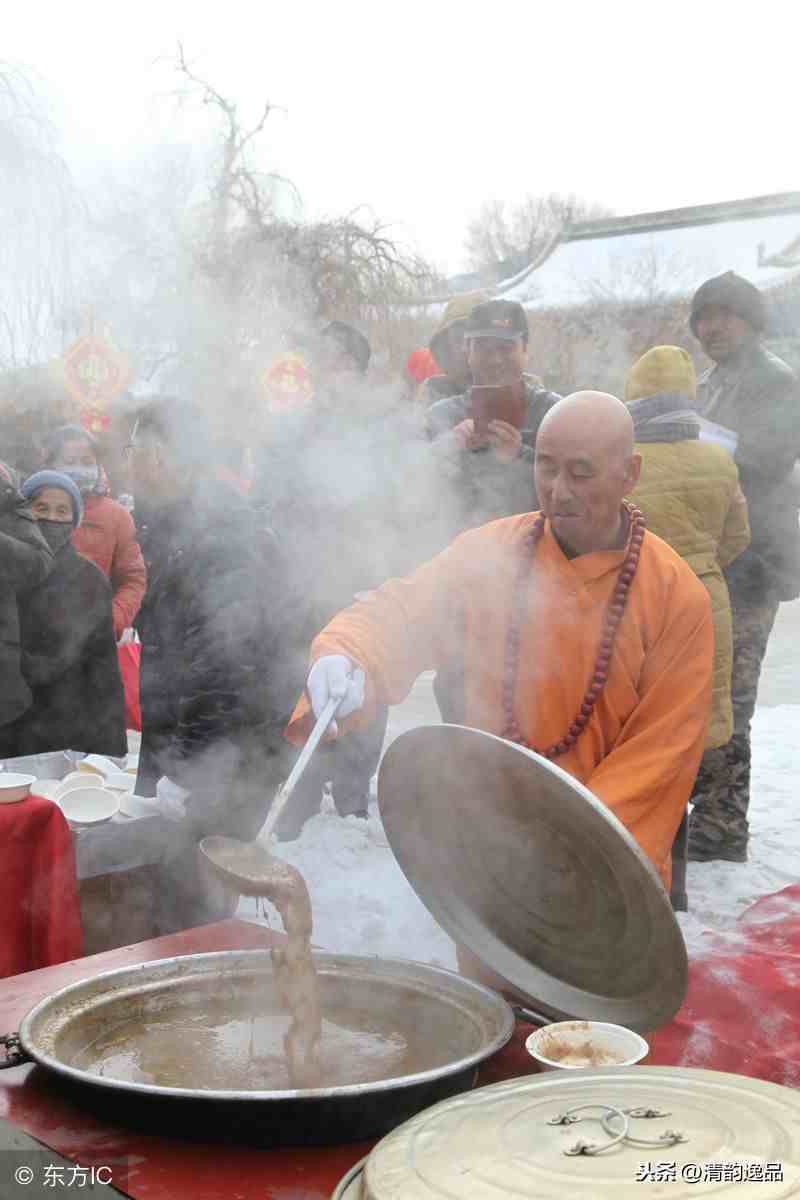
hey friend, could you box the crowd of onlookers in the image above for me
[0,270,798,929]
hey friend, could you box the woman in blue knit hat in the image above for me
[43,425,146,638]
[0,471,127,758]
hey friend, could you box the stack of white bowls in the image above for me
[20,738,150,826]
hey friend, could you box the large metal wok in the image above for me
[3,949,513,1146]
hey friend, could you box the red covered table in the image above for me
[3,888,800,1198]
[0,792,83,979]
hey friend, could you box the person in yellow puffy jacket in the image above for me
[625,346,750,750]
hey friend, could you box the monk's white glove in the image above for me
[307,655,365,738]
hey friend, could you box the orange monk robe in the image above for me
[287,513,714,888]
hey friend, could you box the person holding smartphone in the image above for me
[425,300,561,721]
[427,300,560,538]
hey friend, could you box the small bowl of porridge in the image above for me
[526,1020,649,1071]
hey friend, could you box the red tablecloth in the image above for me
[648,883,800,1086]
[0,792,83,978]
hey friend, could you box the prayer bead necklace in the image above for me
[501,501,645,760]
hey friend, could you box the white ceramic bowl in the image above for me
[77,762,104,777]
[57,775,99,799]
[79,754,121,778]
[0,773,36,804]
[104,772,135,793]
[58,787,119,826]
[59,770,90,787]
[526,1021,649,1071]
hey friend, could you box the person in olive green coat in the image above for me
[624,346,750,749]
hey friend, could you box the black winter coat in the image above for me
[134,482,291,795]
[0,483,54,731]
[3,542,126,758]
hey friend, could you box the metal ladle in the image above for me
[198,695,344,911]
[259,694,344,843]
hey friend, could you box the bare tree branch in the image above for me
[464,192,613,281]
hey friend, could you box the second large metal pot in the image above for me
[12,949,513,1146]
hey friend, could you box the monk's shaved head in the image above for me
[538,391,635,459]
[534,391,641,557]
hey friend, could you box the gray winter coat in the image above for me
[697,343,800,600]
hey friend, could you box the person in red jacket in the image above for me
[44,425,146,638]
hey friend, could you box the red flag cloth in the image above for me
[117,641,142,732]
[475,882,800,1089]
[0,793,83,978]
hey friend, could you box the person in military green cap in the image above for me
[426,299,560,534]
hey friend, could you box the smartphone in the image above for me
[470,385,526,438]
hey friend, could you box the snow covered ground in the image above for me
[239,600,800,966]
[679,703,800,952]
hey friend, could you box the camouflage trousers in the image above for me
[690,588,780,856]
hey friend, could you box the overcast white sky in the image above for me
[8,0,799,275]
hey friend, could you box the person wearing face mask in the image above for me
[2,472,127,758]
[43,425,146,639]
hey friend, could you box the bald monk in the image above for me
[287,392,714,892]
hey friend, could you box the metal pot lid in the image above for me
[378,725,687,1031]
[357,1067,800,1198]
[331,1158,368,1200]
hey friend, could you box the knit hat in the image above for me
[689,271,765,335]
[625,346,697,403]
[21,470,83,527]
[320,321,371,373]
